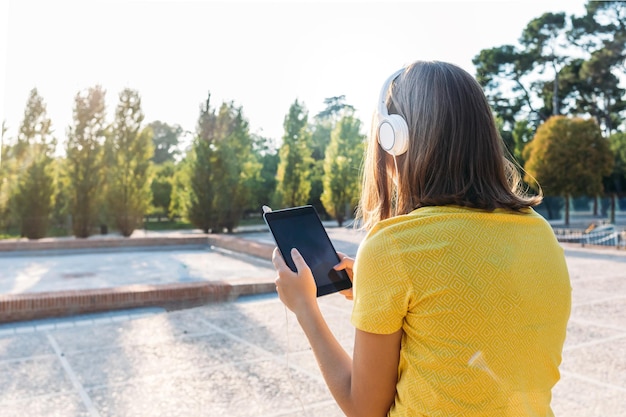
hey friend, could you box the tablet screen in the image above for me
[263,205,352,297]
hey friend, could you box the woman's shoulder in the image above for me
[360,208,440,249]
[364,205,470,236]
[363,205,547,245]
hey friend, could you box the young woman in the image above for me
[272,60,571,417]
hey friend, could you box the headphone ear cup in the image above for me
[378,114,409,156]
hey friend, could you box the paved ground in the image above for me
[0,227,625,416]
[0,246,274,295]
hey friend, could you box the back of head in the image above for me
[358,60,541,230]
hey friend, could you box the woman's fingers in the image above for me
[290,248,309,274]
[340,288,354,300]
[272,247,318,315]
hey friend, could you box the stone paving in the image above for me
[0,247,273,295]
[0,228,624,416]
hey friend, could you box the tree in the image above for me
[148,120,182,164]
[608,132,626,194]
[475,3,626,141]
[168,158,190,222]
[150,161,175,220]
[309,96,355,218]
[274,99,313,208]
[0,121,13,232]
[472,44,537,131]
[565,2,626,136]
[65,85,107,238]
[569,2,626,54]
[473,12,572,133]
[211,102,261,232]
[50,158,71,233]
[106,88,154,237]
[519,12,569,117]
[248,134,279,212]
[607,132,626,222]
[12,89,56,239]
[187,94,218,233]
[14,161,55,239]
[523,116,613,225]
[321,112,365,226]
[512,119,535,167]
[1,120,6,150]
[185,94,260,233]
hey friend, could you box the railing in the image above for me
[553,227,625,249]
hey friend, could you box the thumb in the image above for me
[334,254,354,271]
[334,257,349,270]
[272,247,287,270]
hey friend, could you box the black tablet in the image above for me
[263,205,352,297]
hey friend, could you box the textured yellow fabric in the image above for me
[351,206,571,417]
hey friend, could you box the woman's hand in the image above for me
[334,251,355,301]
[272,247,318,316]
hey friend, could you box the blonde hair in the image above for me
[357,60,541,231]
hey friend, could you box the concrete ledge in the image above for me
[0,233,277,323]
[0,235,210,252]
[207,234,274,260]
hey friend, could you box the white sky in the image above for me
[1,0,588,150]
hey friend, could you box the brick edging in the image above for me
[0,280,277,324]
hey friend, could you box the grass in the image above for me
[143,219,196,231]
[0,216,267,239]
[238,217,266,227]
[0,225,79,240]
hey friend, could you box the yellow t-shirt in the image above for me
[351,206,571,417]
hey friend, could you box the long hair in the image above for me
[357,61,541,231]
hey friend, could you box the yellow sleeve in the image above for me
[351,227,412,334]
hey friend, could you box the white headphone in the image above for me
[377,68,409,156]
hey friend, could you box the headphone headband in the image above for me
[378,69,405,116]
